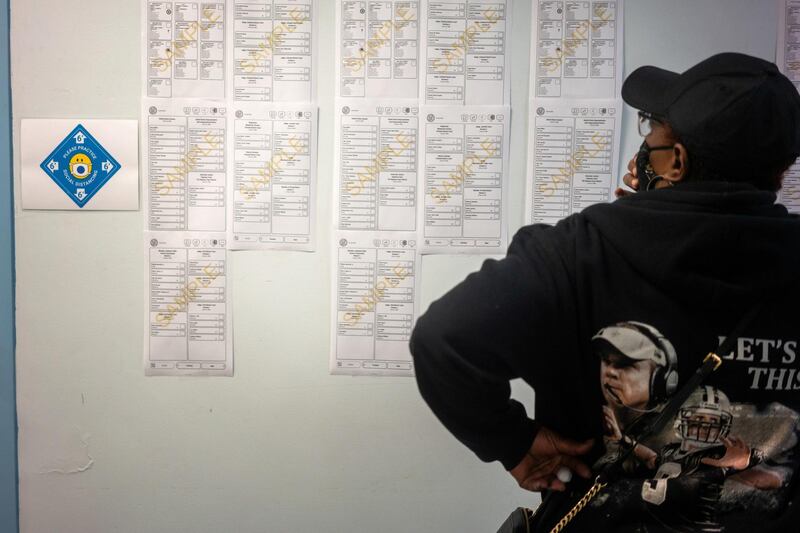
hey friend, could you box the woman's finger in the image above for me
[622,173,639,190]
[558,454,592,479]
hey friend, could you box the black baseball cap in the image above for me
[622,52,800,174]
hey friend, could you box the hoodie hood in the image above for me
[580,181,800,308]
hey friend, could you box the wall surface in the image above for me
[1,0,18,530]
[11,1,779,532]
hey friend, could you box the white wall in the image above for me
[11,1,779,532]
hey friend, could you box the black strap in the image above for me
[599,298,769,484]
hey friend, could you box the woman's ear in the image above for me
[664,143,689,184]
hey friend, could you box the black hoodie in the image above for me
[410,181,800,532]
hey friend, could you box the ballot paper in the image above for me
[525,99,622,225]
[145,232,232,376]
[142,99,228,232]
[228,103,318,250]
[421,0,512,104]
[779,0,800,92]
[231,0,317,102]
[336,1,420,98]
[778,165,800,214]
[778,0,800,214]
[330,231,419,376]
[530,0,623,99]
[143,1,227,99]
[419,106,510,254]
[334,100,420,232]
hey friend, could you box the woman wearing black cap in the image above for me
[411,52,800,532]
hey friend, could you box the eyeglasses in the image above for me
[637,111,664,138]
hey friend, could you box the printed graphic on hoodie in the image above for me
[590,321,800,533]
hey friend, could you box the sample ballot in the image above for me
[422,0,511,104]
[337,1,420,98]
[145,232,232,376]
[780,0,800,92]
[229,103,318,250]
[334,101,419,232]
[331,232,419,376]
[779,164,800,214]
[232,0,316,102]
[143,1,227,98]
[779,0,800,213]
[143,100,228,232]
[525,100,621,225]
[420,106,510,254]
[530,0,623,99]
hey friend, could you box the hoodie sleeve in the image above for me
[410,226,568,471]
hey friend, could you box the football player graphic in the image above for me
[593,321,679,472]
[638,386,761,532]
[586,322,794,531]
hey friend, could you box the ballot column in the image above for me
[394,1,420,82]
[571,117,613,213]
[562,2,590,82]
[463,122,502,245]
[233,0,273,101]
[187,115,226,230]
[373,247,415,371]
[146,2,174,98]
[465,2,506,102]
[367,2,395,83]
[148,115,187,230]
[425,2,467,102]
[272,124,312,241]
[172,3,201,82]
[273,1,313,98]
[534,1,564,97]
[149,245,189,361]
[186,247,227,369]
[377,116,417,230]
[234,117,272,241]
[340,1,368,97]
[531,114,572,223]
[424,120,465,242]
[340,114,379,229]
[590,1,617,80]
[336,245,377,362]
[198,3,226,83]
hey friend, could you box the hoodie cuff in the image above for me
[500,418,540,471]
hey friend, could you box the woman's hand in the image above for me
[615,153,640,198]
[509,426,594,492]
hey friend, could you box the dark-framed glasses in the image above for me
[637,111,664,138]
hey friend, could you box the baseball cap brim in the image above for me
[591,326,665,366]
[621,66,681,117]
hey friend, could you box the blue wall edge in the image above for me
[1,0,19,530]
